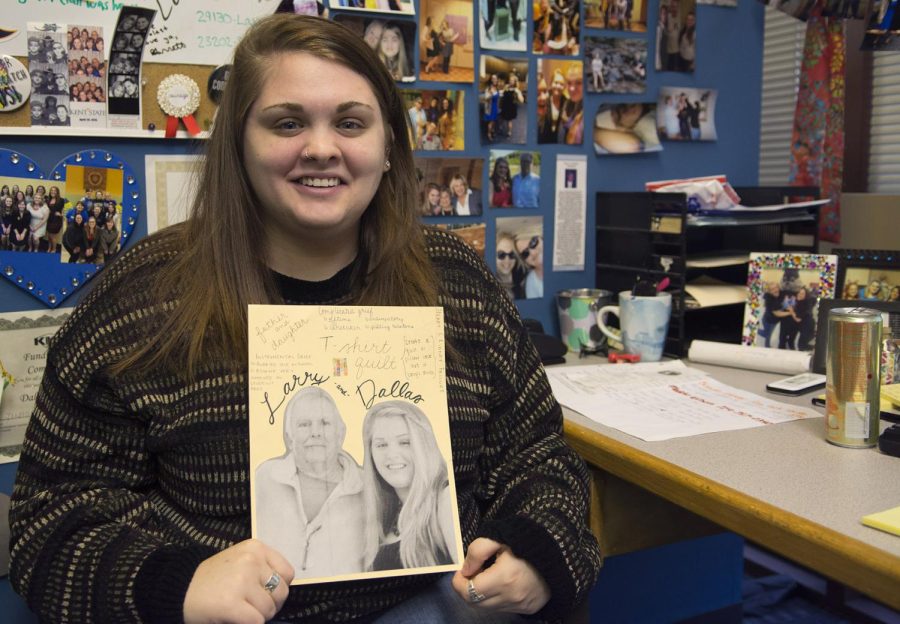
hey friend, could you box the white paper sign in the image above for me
[552,154,587,271]
[0,309,71,463]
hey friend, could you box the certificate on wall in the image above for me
[0,309,71,463]
[248,305,463,585]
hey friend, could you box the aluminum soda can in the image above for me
[825,307,883,448]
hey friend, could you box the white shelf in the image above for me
[2,126,209,140]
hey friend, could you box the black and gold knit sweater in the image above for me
[10,227,601,623]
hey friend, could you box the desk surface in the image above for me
[561,360,900,611]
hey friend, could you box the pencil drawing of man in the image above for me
[255,387,365,578]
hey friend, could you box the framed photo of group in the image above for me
[810,248,900,376]
[741,252,838,351]
[832,248,900,304]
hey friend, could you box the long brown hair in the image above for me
[111,14,438,378]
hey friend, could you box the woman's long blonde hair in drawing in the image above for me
[361,401,451,570]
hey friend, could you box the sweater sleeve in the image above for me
[8,276,213,623]
[472,274,602,620]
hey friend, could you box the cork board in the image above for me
[0,61,219,133]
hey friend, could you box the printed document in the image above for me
[546,360,819,441]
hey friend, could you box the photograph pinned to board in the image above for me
[107,6,156,129]
[584,0,650,32]
[593,102,661,155]
[418,0,474,82]
[478,54,528,145]
[67,23,107,129]
[400,88,465,151]
[431,222,486,257]
[537,58,584,145]
[330,0,416,15]
[742,252,838,351]
[332,14,416,83]
[274,0,328,16]
[496,215,544,299]
[656,86,717,141]
[655,0,696,72]
[248,304,462,584]
[584,36,647,94]
[534,0,581,55]
[27,23,70,128]
[480,0,527,51]
[488,149,541,209]
[414,156,484,216]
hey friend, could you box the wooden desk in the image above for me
[561,361,900,611]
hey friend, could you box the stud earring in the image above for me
[385,159,391,171]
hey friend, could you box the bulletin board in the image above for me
[1,0,769,335]
[0,0,279,65]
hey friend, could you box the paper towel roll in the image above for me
[688,340,811,374]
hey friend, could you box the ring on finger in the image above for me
[263,571,281,594]
[467,578,486,604]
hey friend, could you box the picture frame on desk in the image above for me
[832,248,900,303]
[741,252,838,351]
[811,298,900,375]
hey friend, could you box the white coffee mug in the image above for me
[596,291,673,361]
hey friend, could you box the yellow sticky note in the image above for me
[881,384,900,409]
[862,506,900,537]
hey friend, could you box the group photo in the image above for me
[495,215,544,300]
[414,156,484,216]
[752,268,826,351]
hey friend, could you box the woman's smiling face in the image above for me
[242,52,388,256]
[370,414,414,498]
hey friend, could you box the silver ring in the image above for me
[303,149,313,161]
[467,578,486,604]
[263,571,281,593]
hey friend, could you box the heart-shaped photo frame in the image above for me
[0,149,141,308]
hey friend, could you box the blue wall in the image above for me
[0,2,765,333]
[0,2,763,618]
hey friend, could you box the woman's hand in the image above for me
[184,539,294,624]
[451,538,550,615]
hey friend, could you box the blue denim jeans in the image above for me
[272,574,531,624]
[371,574,531,624]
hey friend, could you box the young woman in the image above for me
[538,69,567,144]
[438,18,459,73]
[421,16,440,73]
[10,200,30,251]
[495,231,526,300]
[44,185,67,252]
[81,214,100,262]
[98,215,120,264]
[26,193,49,252]
[378,22,411,81]
[489,157,513,208]
[362,401,455,571]
[482,74,500,141]
[499,74,525,138]
[10,14,599,624]
[62,211,85,262]
[450,174,481,216]
[0,195,14,250]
